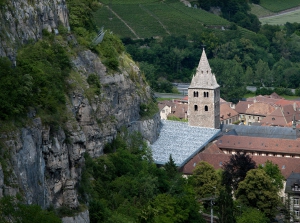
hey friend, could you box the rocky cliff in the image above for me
[0,0,160,217]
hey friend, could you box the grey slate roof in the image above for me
[221,124,298,139]
[189,49,219,89]
[150,120,220,167]
[285,172,300,193]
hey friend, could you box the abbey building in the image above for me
[188,49,220,128]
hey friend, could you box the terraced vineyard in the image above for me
[95,0,230,39]
[260,0,300,12]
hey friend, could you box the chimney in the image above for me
[294,102,297,111]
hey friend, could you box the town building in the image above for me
[285,172,300,222]
[188,49,220,128]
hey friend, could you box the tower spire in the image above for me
[189,49,219,89]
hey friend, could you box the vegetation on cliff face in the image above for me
[79,133,205,223]
[0,196,61,223]
[0,34,71,121]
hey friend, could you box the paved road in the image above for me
[155,92,186,99]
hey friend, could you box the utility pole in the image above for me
[211,186,216,223]
[211,198,214,223]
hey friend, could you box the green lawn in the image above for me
[260,8,300,25]
[260,0,300,12]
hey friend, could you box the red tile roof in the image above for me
[182,142,300,178]
[261,105,300,127]
[168,103,188,119]
[247,95,280,105]
[235,101,253,114]
[220,103,239,121]
[245,102,276,116]
[216,135,300,155]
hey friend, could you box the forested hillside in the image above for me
[110,1,300,102]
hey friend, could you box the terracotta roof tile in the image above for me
[270,92,283,99]
[247,95,280,105]
[261,104,300,127]
[216,135,300,155]
[182,142,300,178]
[168,104,188,119]
[220,103,239,121]
[245,102,276,116]
[235,101,253,114]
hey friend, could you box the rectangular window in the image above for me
[295,210,299,217]
[294,198,299,205]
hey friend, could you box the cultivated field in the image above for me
[260,0,300,12]
[260,9,300,25]
[95,0,229,39]
[250,3,274,18]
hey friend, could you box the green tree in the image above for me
[258,160,284,191]
[164,154,177,179]
[236,207,268,223]
[192,161,220,199]
[216,188,236,223]
[210,59,246,103]
[254,59,271,86]
[235,169,279,219]
[245,66,254,85]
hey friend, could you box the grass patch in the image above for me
[250,3,274,18]
[281,95,300,100]
[260,8,300,25]
[243,93,255,98]
[260,0,300,12]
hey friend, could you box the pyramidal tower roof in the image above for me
[189,49,219,89]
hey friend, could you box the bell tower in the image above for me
[188,49,220,128]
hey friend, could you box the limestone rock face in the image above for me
[0,0,69,60]
[0,0,161,220]
[62,210,90,223]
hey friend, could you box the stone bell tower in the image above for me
[188,49,220,128]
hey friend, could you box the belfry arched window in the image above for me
[205,105,208,111]
[194,105,198,111]
[194,91,198,97]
